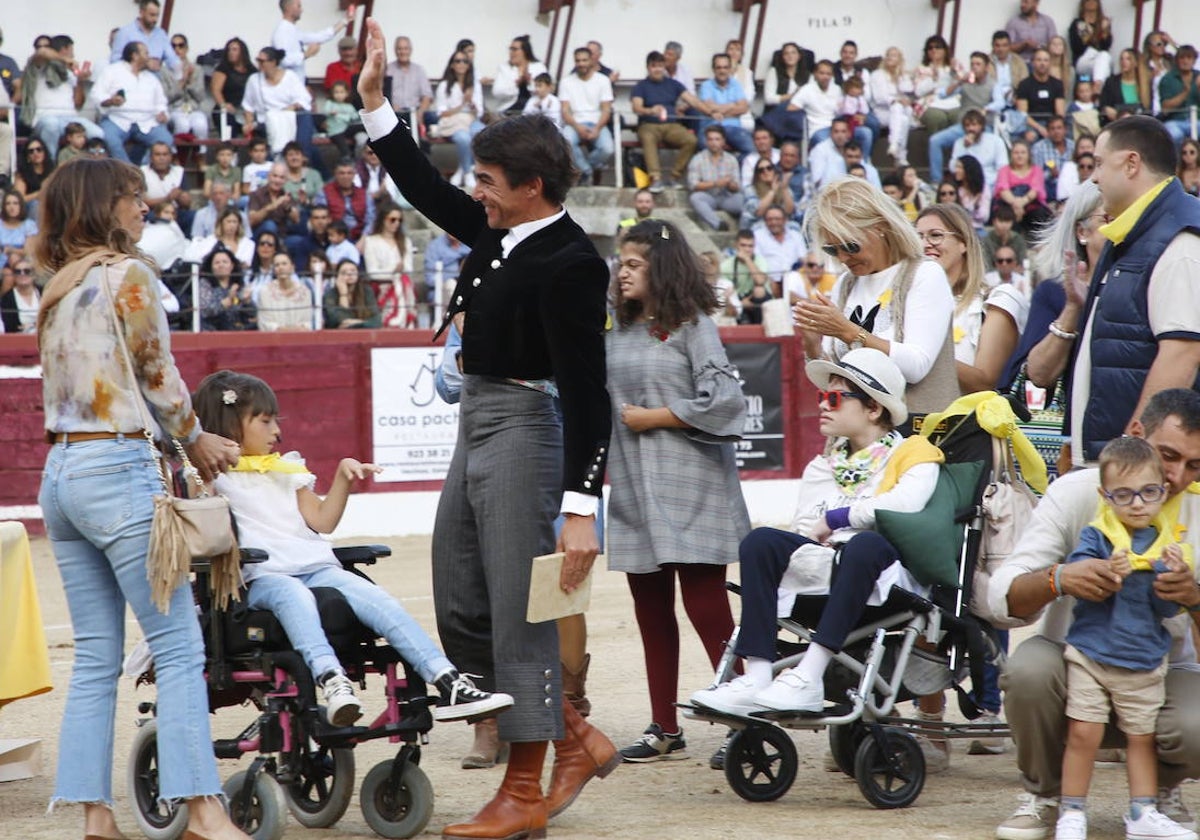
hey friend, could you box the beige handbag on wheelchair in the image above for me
[971,436,1038,624]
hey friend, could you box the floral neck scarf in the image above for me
[831,431,900,494]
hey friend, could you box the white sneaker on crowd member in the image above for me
[690,675,768,717]
[996,792,1058,840]
[754,668,823,713]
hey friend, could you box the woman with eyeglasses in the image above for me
[794,177,959,423]
[1002,179,1108,392]
[1140,31,1176,112]
[431,50,485,189]
[912,35,955,128]
[245,231,279,300]
[1100,48,1149,124]
[0,256,39,333]
[161,34,208,139]
[360,201,415,327]
[936,179,961,205]
[491,34,548,116]
[15,138,55,213]
[1177,138,1200,197]
[691,348,944,719]
[739,161,794,229]
[211,37,254,138]
[0,189,37,270]
[1056,150,1096,203]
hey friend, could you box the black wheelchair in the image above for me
[126,544,438,839]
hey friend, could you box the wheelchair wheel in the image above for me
[853,727,926,809]
[223,769,289,840]
[284,745,355,828]
[828,721,869,777]
[722,725,798,802]
[126,720,188,840]
[360,759,434,839]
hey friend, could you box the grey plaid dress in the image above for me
[606,317,751,574]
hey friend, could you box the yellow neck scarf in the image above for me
[231,454,311,475]
[1098,177,1174,245]
[1090,493,1194,572]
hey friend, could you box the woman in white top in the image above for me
[725,38,756,131]
[913,35,956,125]
[870,47,916,167]
[241,47,316,158]
[186,207,255,268]
[359,202,416,327]
[916,204,1027,393]
[760,42,810,143]
[490,34,549,114]
[794,177,959,421]
[432,50,486,188]
[0,256,40,333]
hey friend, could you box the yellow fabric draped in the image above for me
[919,391,1049,494]
[231,454,311,475]
[1090,493,1195,572]
[0,522,53,708]
[876,436,946,495]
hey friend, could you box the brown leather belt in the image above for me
[48,431,142,444]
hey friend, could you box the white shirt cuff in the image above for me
[560,491,599,517]
[359,103,400,142]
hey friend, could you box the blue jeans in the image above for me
[1165,120,1194,146]
[39,437,220,805]
[928,124,965,182]
[246,565,453,683]
[449,120,486,173]
[35,114,105,162]
[562,122,614,176]
[698,121,755,158]
[99,117,175,165]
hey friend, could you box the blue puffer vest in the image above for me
[1065,178,1200,460]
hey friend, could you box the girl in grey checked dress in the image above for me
[607,220,751,762]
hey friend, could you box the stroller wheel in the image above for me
[223,769,289,840]
[284,745,355,828]
[723,725,798,802]
[126,720,189,840]
[853,727,926,809]
[828,720,869,777]
[360,759,434,838]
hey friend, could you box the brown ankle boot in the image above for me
[462,719,509,770]
[443,740,548,840]
[545,697,621,818]
[561,654,591,718]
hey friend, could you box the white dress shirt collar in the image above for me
[500,208,566,258]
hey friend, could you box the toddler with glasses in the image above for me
[1055,436,1197,840]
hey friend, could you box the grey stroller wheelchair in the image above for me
[682,406,1018,809]
[126,544,440,840]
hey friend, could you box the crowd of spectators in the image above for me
[0,0,1197,335]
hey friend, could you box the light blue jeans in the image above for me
[99,117,175,165]
[39,437,220,806]
[562,122,615,176]
[245,565,453,683]
[449,120,486,173]
[34,114,105,162]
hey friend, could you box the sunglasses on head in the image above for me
[817,389,868,410]
[821,241,861,257]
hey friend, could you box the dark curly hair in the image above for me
[614,220,717,331]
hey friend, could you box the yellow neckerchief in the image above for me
[919,391,1049,494]
[230,454,311,475]
[1090,492,1194,572]
[875,435,945,494]
[1099,177,1174,245]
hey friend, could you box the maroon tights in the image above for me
[626,563,735,733]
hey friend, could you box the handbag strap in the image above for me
[97,263,203,498]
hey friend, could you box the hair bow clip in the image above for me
[660,225,669,240]
[222,389,238,405]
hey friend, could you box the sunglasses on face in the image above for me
[804,262,823,269]
[821,241,861,257]
[995,257,1016,264]
[817,389,868,410]
[172,41,186,49]
[1103,484,1166,507]
[14,267,33,275]
[938,189,957,197]
[27,146,45,153]
[452,58,469,64]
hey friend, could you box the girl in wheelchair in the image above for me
[193,370,513,728]
[691,348,942,716]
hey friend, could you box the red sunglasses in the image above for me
[817,389,868,409]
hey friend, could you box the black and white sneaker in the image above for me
[619,724,688,763]
[433,671,514,722]
[319,671,363,727]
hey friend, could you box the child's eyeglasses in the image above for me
[1102,484,1166,506]
[816,389,868,410]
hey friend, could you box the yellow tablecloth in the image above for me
[0,522,52,708]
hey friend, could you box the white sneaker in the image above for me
[1055,809,1087,840]
[690,675,767,717]
[1125,805,1199,840]
[754,669,823,713]
[1160,787,1197,831]
[996,793,1058,840]
[320,672,363,727]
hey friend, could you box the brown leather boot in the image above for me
[545,697,621,818]
[462,718,509,770]
[443,740,549,840]
[561,655,591,718]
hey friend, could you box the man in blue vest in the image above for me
[1063,115,1200,469]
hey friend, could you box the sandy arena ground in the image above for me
[0,534,1174,839]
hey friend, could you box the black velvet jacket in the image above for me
[368,121,611,498]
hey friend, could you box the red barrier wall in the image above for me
[0,329,824,525]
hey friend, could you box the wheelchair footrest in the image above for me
[751,703,853,723]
